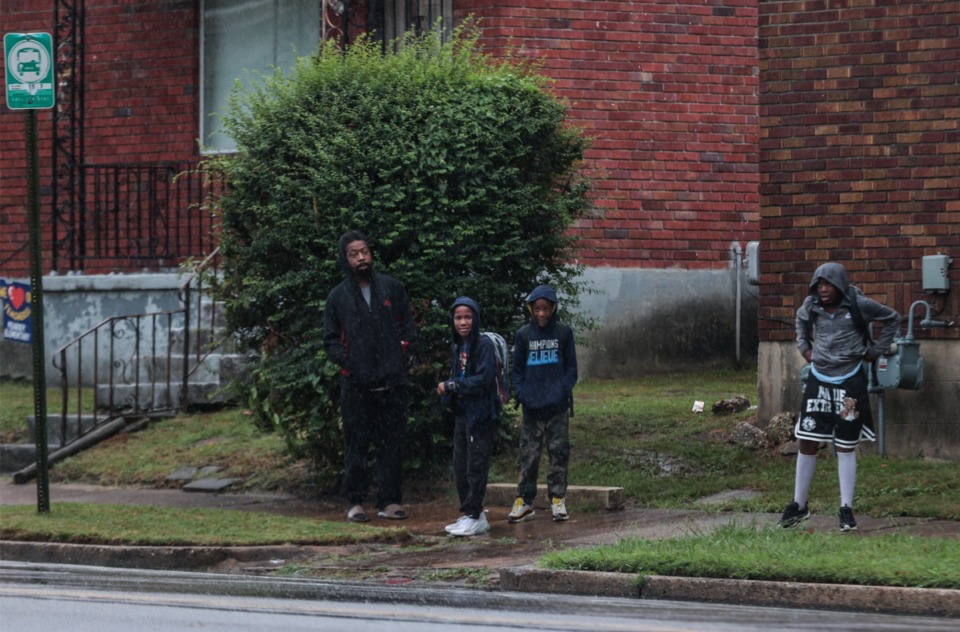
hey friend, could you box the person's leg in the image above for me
[462,423,495,518]
[794,440,819,507]
[340,381,371,510]
[373,386,407,511]
[545,410,570,501]
[452,416,470,509]
[837,448,856,507]
[833,369,871,528]
[516,414,544,503]
[792,371,840,508]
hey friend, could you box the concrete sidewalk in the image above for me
[1,479,958,618]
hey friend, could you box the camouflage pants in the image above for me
[517,409,570,503]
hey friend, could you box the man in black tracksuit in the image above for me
[323,230,416,523]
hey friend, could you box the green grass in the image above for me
[541,522,960,589]
[3,367,960,589]
[0,503,404,546]
[557,372,766,505]
[8,368,960,520]
[49,407,314,495]
[490,370,960,521]
[0,380,96,442]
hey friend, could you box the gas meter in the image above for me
[875,340,923,390]
[874,300,953,391]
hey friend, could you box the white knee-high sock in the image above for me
[838,451,857,508]
[794,452,817,507]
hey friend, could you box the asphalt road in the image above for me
[2,562,957,632]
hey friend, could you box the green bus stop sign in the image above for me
[4,32,55,110]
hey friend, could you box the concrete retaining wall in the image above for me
[4,264,761,384]
[575,265,759,378]
[1,273,183,385]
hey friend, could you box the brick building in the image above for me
[757,0,959,459]
[1,1,957,456]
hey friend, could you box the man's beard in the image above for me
[353,264,372,280]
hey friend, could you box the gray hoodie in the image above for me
[795,262,901,378]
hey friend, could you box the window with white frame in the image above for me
[201,0,320,153]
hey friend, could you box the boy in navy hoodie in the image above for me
[508,285,578,523]
[437,297,501,537]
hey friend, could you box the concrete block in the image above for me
[183,478,239,493]
[640,575,960,618]
[166,467,197,481]
[500,566,639,598]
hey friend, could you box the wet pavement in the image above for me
[2,478,960,618]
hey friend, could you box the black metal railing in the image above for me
[13,249,223,483]
[53,161,224,271]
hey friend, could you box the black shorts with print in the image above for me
[795,367,875,449]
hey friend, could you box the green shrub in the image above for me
[214,24,591,481]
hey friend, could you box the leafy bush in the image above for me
[214,24,591,481]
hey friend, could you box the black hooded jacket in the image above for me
[322,234,416,388]
[442,297,500,432]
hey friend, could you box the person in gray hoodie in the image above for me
[779,262,900,532]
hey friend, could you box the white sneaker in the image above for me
[451,513,490,537]
[551,497,569,521]
[444,515,470,534]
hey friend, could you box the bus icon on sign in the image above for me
[16,49,41,79]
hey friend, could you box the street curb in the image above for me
[4,541,959,618]
[500,566,960,618]
[0,540,306,572]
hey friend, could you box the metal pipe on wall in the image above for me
[733,243,743,368]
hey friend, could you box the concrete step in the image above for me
[28,413,101,445]
[0,443,54,473]
[98,352,250,385]
[485,484,625,511]
[167,327,239,355]
[96,381,234,410]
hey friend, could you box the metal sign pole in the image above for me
[7,31,56,512]
[25,108,51,513]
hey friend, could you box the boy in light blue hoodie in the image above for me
[508,285,578,523]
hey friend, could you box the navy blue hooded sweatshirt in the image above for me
[442,297,500,432]
[512,285,578,414]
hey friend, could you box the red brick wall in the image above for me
[1,1,202,277]
[83,1,199,163]
[0,3,53,278]
[465,0,761,269]
[3,0,761,276]
[758,0,960,342]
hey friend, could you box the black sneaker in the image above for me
[839,506,858,532]
[778,501,810,529]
